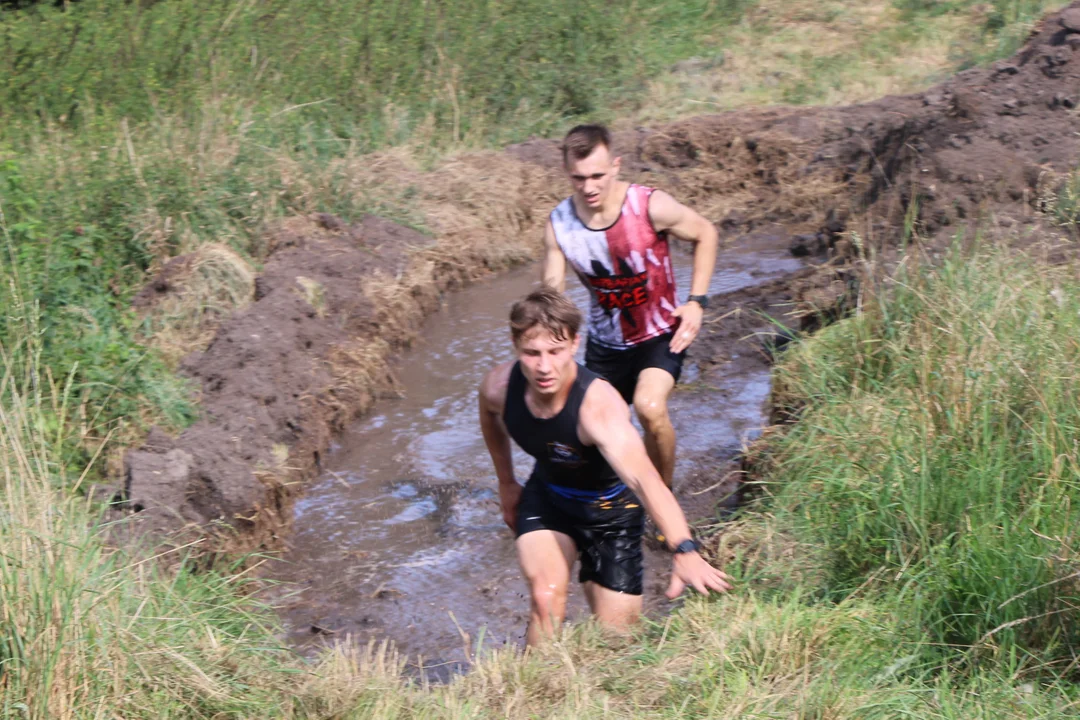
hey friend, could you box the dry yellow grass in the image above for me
[625,0,1064,126]
[138,243,255,367]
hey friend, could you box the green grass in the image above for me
[0,0,753,147]
[0,298,293,718]
[763,243,1080,674]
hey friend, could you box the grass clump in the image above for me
[0,289,294,718]
[0,166,198,479]
[763,244,1080,672]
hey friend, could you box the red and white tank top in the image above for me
[550,184,678,349]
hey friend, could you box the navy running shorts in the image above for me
[515,477,645,595]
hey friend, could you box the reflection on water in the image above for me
[269,244,803,667]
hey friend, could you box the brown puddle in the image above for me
[265,240,803,680]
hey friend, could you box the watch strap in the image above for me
[672,539,701,554]
[687,294,709,309]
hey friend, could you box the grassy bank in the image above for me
[8,246,1080,717]
[760,243,1080,674]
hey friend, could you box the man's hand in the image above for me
[499,481,523,532]
[669,301,704,354]
[665,551,733,599]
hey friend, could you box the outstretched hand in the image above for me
[669,301,704,354]
[665,551,733,599]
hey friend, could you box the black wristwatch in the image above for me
[687,294,709,309]
[671,538,701,554]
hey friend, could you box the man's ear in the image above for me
[612,155,622,176]
[571,333,582,355]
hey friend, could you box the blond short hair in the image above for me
[510,287,582,344]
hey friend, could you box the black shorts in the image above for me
[585,333,685,405]
[515,477,645,595]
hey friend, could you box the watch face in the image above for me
[675,539,700,553]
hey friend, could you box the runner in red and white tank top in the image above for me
[549,184,678,349]
[542,124,720,501]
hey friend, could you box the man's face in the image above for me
[566,145,621,210]
[515,326,580,398]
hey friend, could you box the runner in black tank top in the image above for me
[504,361,645,595]
[503,362,617,490]
[478,287,732,646]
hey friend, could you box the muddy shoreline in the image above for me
[264,233,815,671]
[122,3,1080,568]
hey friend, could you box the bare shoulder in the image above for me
[479,361,515,411]
[647,188,686,227]
[578,377,631,444]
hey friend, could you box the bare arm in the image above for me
[579,382,732,598]
[478,363,522,531]
[649,190,720,353]
[541,218,567,291]
[648,189,719,298]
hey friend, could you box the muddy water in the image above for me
[269,243,802,675]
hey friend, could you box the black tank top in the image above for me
[503,362,619,490]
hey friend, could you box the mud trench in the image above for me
[262,233,805,681]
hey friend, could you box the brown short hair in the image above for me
[510,287,582,344]
[562,124,612,165]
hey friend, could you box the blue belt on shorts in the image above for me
[545,480,627,502]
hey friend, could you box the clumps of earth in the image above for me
[121,3,1080,548]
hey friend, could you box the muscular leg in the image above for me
[633,368,677,489]
[582,582,643,631]
[516,530,577,646]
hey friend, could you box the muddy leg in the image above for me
[633,368,677,489]
[515,530,576,646]
[582,582,643,631]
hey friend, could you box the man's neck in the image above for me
[575,181,629,228]
[525,364,578,419]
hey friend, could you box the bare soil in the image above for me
[123,4,1080,551]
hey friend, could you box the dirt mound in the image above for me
[514,4,1080,250]
[124,154,562,544]
[125,215,407,541]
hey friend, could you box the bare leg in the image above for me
[516,530,576,646]
[633,368,677,489]
[582,582,643,632]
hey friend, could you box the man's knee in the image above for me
[529,576,568,619]
[633,392,671,431]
